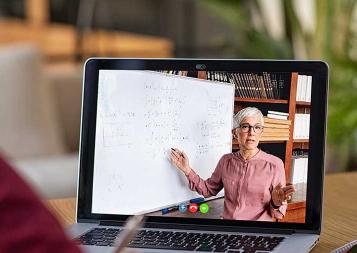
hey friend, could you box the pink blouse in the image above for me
[186,150,287,221]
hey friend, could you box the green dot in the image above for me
[199,203,209,213]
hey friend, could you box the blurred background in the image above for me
[0,0,356,199]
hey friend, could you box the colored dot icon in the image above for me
[199,203,209,213]
[188,203,198,213]
[179,203,187,213]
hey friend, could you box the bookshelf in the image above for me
[230,71,309,223]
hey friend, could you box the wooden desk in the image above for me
[46,172,357,253]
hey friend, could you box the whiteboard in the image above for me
[92,70,234,215]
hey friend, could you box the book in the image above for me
[257,74,267,99]
[228,73,239,97]
[251,74,263,98]
[259,136,289,141]
[290,157,308,184]
[296,75,302,101]
[290,149,309,185]
[263,123,290,129]
[264,117,291,125]
[261,132,290,137]
[278,74,284,98]
[251,73,259,98]
[267,114,288,120]
[243,73,253,98]
[293,114,310,139]
[271,73,279,99]
[263,128,289,134]
[268,110,289,116]
[306,76,312,102]
[262,72,273,99]
[237,73,247,98]
[245,73,253,98]
[301,75,307,102]
[266,72,275,99]
[234,73,244,98]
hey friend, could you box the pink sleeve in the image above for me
[186,156,225,198]
[270,158,287,219]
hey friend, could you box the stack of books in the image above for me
[261,116,291,141]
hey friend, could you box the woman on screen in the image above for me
[170,107,295,221]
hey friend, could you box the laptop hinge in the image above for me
[100,220,126,226]
[99,221,295,235]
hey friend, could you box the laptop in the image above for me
[68,59,328,253]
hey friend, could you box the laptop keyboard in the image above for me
[77,227,284,252]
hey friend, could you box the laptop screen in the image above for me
[90,68,315,224]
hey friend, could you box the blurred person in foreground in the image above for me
[0,153,139,253]
[0,153,82,253]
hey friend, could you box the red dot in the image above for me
[189,203,198,213]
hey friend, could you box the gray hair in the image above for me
[232,107,264,129]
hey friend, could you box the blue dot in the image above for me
[179,203,187,213]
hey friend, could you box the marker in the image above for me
[171,148,184,158]
[162,206,179,215]
[189,197,205,204]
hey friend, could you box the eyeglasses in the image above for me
[238,124,264,134]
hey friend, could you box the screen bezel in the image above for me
[77,58,328,234]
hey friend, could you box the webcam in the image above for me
[195,64,206,70]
